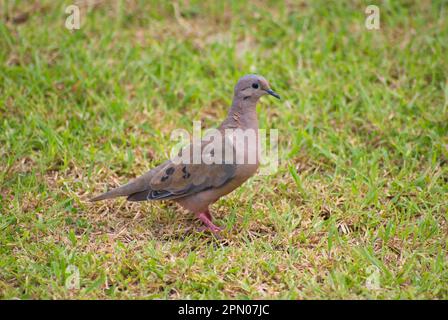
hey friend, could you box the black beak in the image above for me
[266,89,281,99]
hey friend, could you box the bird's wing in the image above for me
[126,161,236,201]
[126,142,237,201]
[91,138,237,202]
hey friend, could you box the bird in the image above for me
[90,74,280,233]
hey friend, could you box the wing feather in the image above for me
[127,141,236,201]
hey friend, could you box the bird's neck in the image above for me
[220,97,259,130]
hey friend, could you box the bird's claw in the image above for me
[196,212,224,235]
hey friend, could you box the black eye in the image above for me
[252,83,259,89]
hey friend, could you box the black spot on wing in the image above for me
[161,175,169,182]
[181,166,190,179]
[165,167,175,175]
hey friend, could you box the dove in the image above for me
[91,74,280,233]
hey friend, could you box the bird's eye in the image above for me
[252,83,259,89]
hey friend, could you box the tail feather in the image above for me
[90,171,154,202]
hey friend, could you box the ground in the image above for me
[0,0,447,299]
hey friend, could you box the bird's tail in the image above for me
[90,171,153,202]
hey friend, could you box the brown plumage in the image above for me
[90,74,280,233]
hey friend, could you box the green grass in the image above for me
[1,0,447,299]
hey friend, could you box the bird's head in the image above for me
[234,74,280,101]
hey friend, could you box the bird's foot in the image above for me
[196,212,223,234]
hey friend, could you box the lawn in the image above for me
[0,0,447,299]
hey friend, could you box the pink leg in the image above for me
[204,210,212,221]
[196,211,223,233]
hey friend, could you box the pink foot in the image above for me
[196,211,223,234]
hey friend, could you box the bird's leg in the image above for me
[204,209,212,221]
[196,210,223,233]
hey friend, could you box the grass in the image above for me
[0,0,447,299]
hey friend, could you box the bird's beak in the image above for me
[266,89,280,99]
